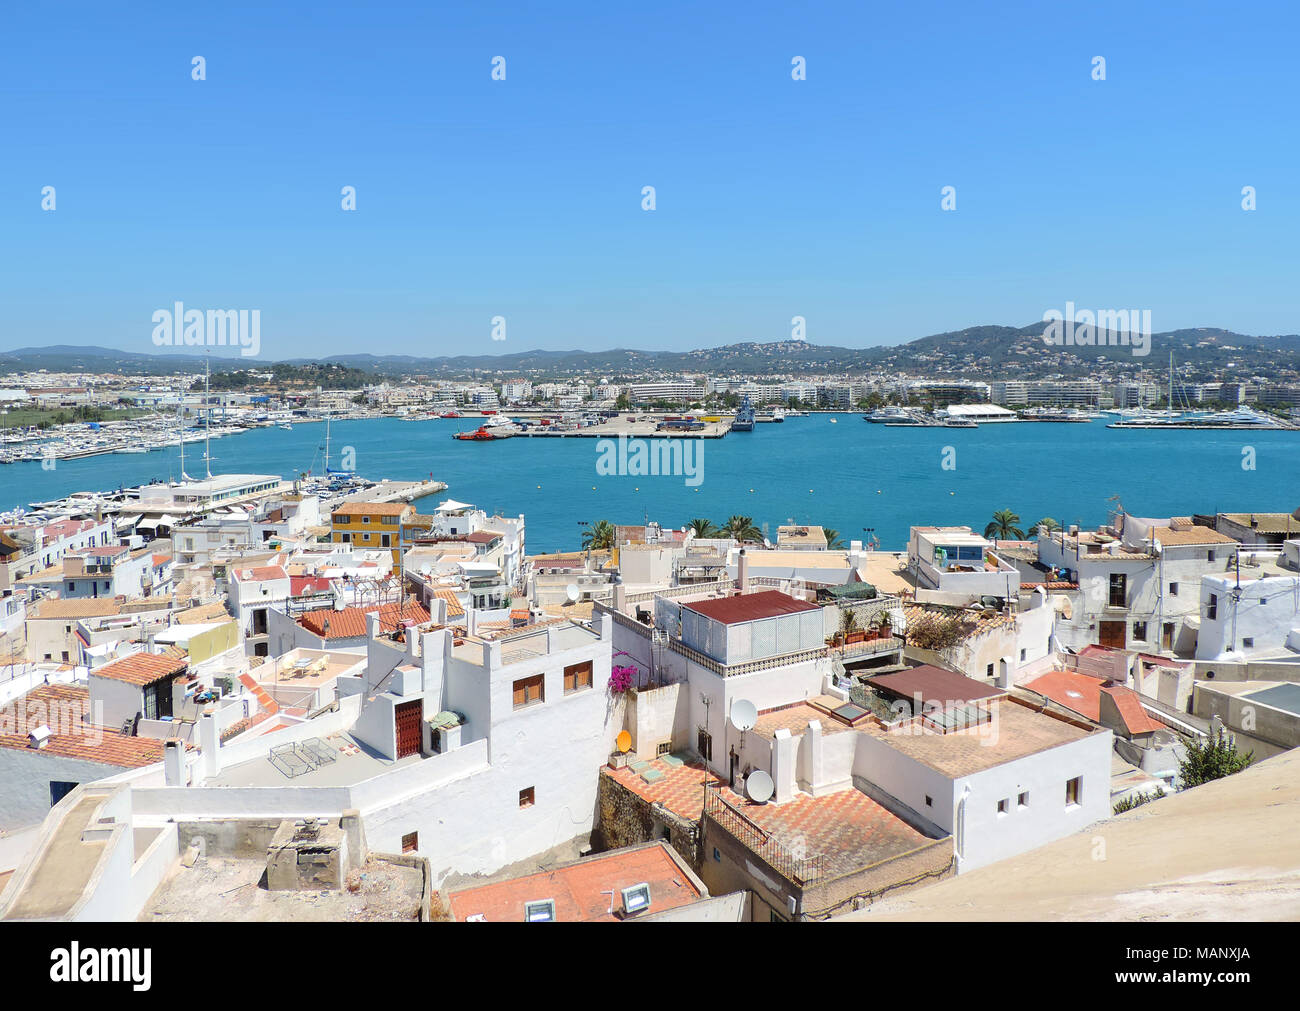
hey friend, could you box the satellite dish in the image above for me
[616,730,632,753]
[746,770,774,803]
[730,699,757,732]
[565,584,580,602]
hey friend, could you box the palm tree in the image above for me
[983,509,1025,540]
[1030,516,1061,536]
[581,519,616,551]
[687,518,719,539]
[720,515,762,543]
[823,528,846,549]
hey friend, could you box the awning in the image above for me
[435,499,473,513]
[115,514,142,527]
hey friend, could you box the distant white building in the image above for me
[1195,573,1300,660]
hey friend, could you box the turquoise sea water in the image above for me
[3,416,1297,553]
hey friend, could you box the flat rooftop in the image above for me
[717,783,940,879]
[602,756,721,822]
[206,732,422,788]
[254,650,364,691]
[752,699,860,739]
[142,854,424,922]
[863,698,1101,778]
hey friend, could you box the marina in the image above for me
[6,413,1299,553]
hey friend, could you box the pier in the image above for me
[337,479,448,505]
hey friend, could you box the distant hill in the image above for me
[3,325,1298,381]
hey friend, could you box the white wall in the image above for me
[954,728,1112,872]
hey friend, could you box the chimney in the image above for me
[613,583,627,613]
[738,548,750,594]
[163,739,185,786]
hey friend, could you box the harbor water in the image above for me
[3,416,1297,553]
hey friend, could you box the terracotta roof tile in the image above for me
[299,599,430,640]
[92,651,188,687]
[0,684,167,768]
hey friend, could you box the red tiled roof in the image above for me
[92,651,188,687]
[1024,669,1165,735]
[465,531,500,544]
[332,502,410,517]
[447,842,702,922]
[299,599,431,640]
[1102,687,1166,736]
[0,684,167,768]
[429,588,466,618]
[290,575,334,596]
[238,673,281,716]
[234,565,288,583]
[683,590,819,625]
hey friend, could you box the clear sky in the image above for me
[1,1,1297,359]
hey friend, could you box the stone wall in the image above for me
[594,770,699,870]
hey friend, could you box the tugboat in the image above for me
[453,426,504,441]
[730,396,756,432]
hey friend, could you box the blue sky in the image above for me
[1,1,1297,359]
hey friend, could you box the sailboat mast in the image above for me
[204,352,213,479]
[325,412,331,472]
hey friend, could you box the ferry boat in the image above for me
[1020,407,1092,423]
[865,407,914,423]
[730,396,755,432]
[770,406,786,423]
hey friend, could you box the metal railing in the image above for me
[704,785,825,884]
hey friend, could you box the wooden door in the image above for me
[395,700,422,759]
[1099,620,1126,649]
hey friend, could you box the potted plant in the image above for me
[877,613,893,639]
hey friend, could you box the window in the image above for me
[362,516,371,524]
[1018,791,1029,809]
[1108,572,1126,607]
[50,781,79,806]
[1260,597,1268,606]
[986,663,994,678]
[524,899,554,922]
[1169,582,1179,596]
[997,798,1009,816]
[1243,637,1254,648]
[563,660,593,694]
[512,674,544,708]
[697,728,712,762]
[519,786,535,808]
[924,795,932,807]
[401,831,418,853]
[1207,550,1216,562]
[381,533,391,547]
[656,741,672,756]
[712,847,721,863]
[362,532,371,541]
[1133,621,1147,640]
[1065,776,1082,807]
[1019,648,1026,662]
[340,532,351,542]
[1207,593,1218,620]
